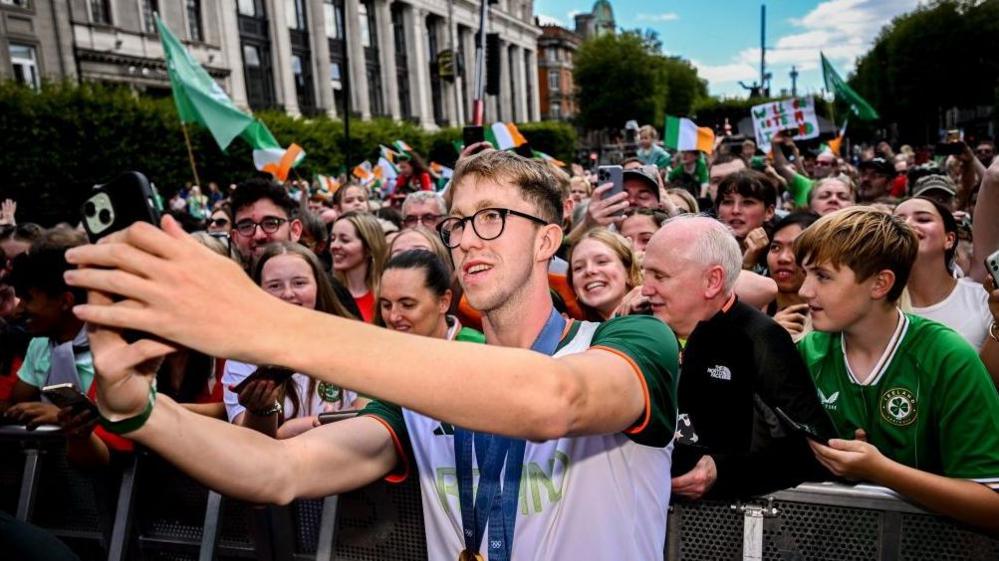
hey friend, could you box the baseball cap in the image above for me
[858,157,894,176]
[622,167,661,199]
[912,174,957,198]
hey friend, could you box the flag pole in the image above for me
[180,121,202,187]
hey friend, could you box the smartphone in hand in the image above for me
[317,410,359,425]
[462,125,485,149]
[82,171,161,243]
[597,165,624,198]
[985,249,999,289]
[42,383,99,416]
[774,406,828,442]
[232,366,296,393]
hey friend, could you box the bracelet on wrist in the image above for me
[98,383,157,435]
[989,320,999,343]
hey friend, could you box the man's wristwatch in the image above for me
[252,401,283,417]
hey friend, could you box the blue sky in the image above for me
[534,0,921,98]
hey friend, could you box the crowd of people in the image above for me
[1,129,998,559]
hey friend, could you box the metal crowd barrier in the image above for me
[2,425,997,561]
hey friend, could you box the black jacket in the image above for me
[674,299,835,499]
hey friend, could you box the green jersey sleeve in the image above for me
[788,172,815,208]
[590,316,679,447]
[358,399,415,483]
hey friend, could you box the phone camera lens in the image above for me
[84,202,96,217]
[99,209,112,224]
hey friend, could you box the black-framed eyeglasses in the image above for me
[402,214,443,228]
[437,208,549,249]
[233,217,287,237]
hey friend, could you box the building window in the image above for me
[286,0,306,30]
[9,43,39,90]
[358,2,371,47]
[546,48,555,62]
[1,0,31,8]
[89,0,111,24]
[324,0,342,39]
[237,0,257,17]
[550,102,561,120]
[243,44,261,67]
[142,0,158,34]
[548,69,559,92]
[187,0,203,42]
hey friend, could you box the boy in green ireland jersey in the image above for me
[794,207,999,532]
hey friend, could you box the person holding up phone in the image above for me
[223,242,365,439]
[66,150,679,561]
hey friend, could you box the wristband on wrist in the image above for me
[98,384,157,435]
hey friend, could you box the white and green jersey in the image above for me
[798,313,999,488]
[362,315,679,561]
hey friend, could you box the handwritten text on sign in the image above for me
[751,97,820,152]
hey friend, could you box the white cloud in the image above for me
[536,13,565,26]
[691,60,758,85]
[637,13,680,23]
[703,0,921,93]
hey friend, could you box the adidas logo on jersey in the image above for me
[707,365,732,381]
[818,389,839,411]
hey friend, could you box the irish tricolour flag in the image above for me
[664,116,715,154]
[486,122,528,150]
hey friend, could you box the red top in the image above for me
[354,291,376,323]
[394,172,432,193]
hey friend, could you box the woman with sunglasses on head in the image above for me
[331,212,387,323]
[207,204,233,235]
[377,249,484,344]
[224,242,363,439]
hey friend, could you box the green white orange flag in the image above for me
[156,15,303,179]
[486,122,528,150]
[664,116,715,154]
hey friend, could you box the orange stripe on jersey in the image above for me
[366,415,410,484]
[590,345,651,435]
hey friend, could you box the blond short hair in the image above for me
[447,150,563,224]
[638,125,658,140]
[793,207,917,302]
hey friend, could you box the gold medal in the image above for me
[458,549,484,561]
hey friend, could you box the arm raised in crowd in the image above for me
[66,217,648,443]
[84,315,398,503]
[970,155,999,283]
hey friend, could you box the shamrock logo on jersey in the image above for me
[879,387,917,427]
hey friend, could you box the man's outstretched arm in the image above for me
[66,218,653,443]
[85,317,397,505]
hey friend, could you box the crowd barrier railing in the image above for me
[2,425,997,561]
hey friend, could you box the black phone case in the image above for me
[82,171,160,243]
[463,126,485,148]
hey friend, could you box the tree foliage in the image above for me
[0,81,576,226]
[573,30,707,131]
[850,0,999,142]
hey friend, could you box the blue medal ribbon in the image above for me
[455,308,566,561]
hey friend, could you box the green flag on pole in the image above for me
[821,52,879,121]
[156,15,303,178]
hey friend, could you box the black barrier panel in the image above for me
[332,477,428,561]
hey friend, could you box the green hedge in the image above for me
[0,81,577,226]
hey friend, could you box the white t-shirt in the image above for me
[911,279,992,351]
[222,359,357,422]
[362,316,679,561]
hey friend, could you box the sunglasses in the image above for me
[210,218,230,228]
